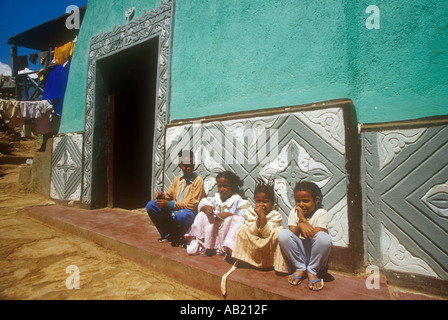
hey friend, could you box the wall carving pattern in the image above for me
[362,125,448,279]
[50,133,83,201]
[164,107,350,247]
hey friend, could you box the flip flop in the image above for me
[158,238,169,243]
[308,278,324,291]
[288,273,304,286]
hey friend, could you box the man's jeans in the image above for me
[146,200,195,240]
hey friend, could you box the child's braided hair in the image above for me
[254,177,276,203]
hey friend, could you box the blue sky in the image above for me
[0,0,87,75]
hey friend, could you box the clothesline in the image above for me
[0,98,54,135]
[14,38,76,73]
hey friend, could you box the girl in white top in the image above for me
[185,171,252,256]
[278,181,332,291]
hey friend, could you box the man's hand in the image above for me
[156,199,170,210]
[154,192,165,200]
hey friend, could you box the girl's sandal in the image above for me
[288,273,304,286]
[308,278,324,291]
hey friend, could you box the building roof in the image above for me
[7,5,87,51]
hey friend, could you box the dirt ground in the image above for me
[0,129,218,300]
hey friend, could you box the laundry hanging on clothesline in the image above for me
[0,98,54,135]
[42,62,71,117]
[13,37,76,73]
[54,40,76,65]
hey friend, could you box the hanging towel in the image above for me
[42,62,71,117]
[54,41,75,65]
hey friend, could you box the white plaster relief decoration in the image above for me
[380,224,439,277]
[166,126,186,150]
[295,107,346,154]
[196,145,225,195]
[422,180,448,218]
[378,128,426,170]
[82,0,173,204]
[363,125,448,279]
[326,198,349,247]
[222,117,278,165]
[50,133,83,201]
[259,139,348,247]
[163,107,350,248]
[166,124,226,195]
[259,140,333,208]
[125,7,136,23]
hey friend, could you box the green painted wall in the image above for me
[347,0,448,124]
[61,0,161,133]
[170,0,351,121]
[60,0,448,133]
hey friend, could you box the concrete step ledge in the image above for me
[24,205,393,300]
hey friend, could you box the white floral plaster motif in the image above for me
[378,128,426,170]
[380,224,438,277]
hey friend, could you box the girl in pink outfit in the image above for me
[185,171,252,256]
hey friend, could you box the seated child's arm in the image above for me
[217,211,235,220]
[288,209,326,239]
[201,205,215,216]
[217,198,252,220]
[289,225,302,237]
[297,206,327,238]
[254,206,268,229]
[234,199,252,216]
[289,223,322,239]
[297,223,326,239]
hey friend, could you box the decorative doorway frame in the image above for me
[82,0,173,205]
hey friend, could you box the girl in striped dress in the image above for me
[231,178,289,273]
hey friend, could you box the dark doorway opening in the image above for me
[94,37,158,209]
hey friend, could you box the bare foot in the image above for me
[288,270,305,286]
